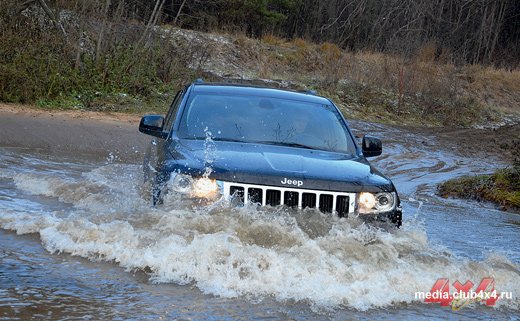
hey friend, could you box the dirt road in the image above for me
[0,104,148,162]
[2,103,519,164]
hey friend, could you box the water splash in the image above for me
[1,162,519,312]
[203,127,216,178]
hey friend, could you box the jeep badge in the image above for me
[281,178,303,187]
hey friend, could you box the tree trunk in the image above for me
[96,0,111,63]
[173,0,187,25]
[137,0,165,46]
[487,0,507,63]
[37,0,67,40]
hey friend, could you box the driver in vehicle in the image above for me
[288,112,324,148]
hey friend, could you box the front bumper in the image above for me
[155,176,403,227]
[373,208,403,227]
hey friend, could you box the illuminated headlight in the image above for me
[169,174,220,199]
[357,192,396,214]
[191,177,219,198]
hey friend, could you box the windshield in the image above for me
[178,93,357,154]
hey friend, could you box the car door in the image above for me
[143,89,184,186]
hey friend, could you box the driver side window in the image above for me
[163,90,183,132]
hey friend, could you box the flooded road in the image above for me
[1,121,519,320]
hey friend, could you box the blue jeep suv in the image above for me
[139,81,402,227]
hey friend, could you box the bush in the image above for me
[0,4,195,112]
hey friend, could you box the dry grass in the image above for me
[290,37,312,49]
[252,38,518,126]
[461,65,520,114]
[261,34,286,46]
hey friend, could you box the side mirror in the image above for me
[362,135,382,157]
[139,115,168,139]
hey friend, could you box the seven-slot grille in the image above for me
[221,182,356,217]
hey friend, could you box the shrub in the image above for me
[0,4,195,112]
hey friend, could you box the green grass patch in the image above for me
[35,87,173,114]
[438,167,520,212]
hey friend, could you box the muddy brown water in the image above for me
[0,119,519,320]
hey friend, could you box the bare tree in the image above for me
[138,0,167,46]
[173,0,187,25]
[96,0,111,63]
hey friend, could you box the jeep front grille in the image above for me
[221,182,356,217]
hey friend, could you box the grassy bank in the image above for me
[0,4,199,115]
[1,3,520,127]
[438,167,520,212]
[438,137,520,212]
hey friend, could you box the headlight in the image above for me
[191,177,219,198]
[357,192,396,214]
[170,174,193,193]
[168,174,220,199]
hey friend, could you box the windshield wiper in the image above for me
[254,140,317,150]
[189,137,247,143]
[211,137,249,143]
[188,137,317,150]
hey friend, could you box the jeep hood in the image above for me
[164,139,395,193]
